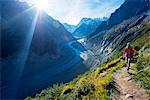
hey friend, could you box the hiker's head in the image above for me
[126,42,131,48]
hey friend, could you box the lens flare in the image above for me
[33,0,49,11]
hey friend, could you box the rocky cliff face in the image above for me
[89,0,150,37]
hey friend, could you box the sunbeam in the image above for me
[10,9,40,98]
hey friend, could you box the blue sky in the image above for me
[23,0,125,25]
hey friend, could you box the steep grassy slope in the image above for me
[26,58,125,100]
[131,36,150,96]
[133,46,150,96]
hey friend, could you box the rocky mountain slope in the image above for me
[84,0,150,67]
[86,13,150,65]
[89,0,150,37]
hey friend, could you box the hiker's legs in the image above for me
[126,57,131,71]
[125,57,128,68]
[127,58,130,70]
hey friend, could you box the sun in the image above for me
[33,0,49,11]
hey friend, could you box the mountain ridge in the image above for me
[63,17,108,38]
[88,0,150,38]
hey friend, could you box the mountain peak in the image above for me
[79,17,108,26]
[63,17,109,38]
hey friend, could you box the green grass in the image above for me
[131,43,150,96]
[132,31,150,51]
[26,59,125,100]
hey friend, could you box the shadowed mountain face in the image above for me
[30,12,74,57]
[89,0,150,37]
[1,0,88,99]
[1,0,73,59]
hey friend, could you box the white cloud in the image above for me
[24,0,125,25]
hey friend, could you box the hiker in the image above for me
[124,43,135,72]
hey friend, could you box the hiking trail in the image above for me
[111,63,149,100]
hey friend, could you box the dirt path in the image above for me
[111,66,149,100]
